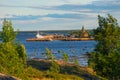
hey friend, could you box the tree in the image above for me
[94,14,120,55]
[49,61,60,73]
[72,58,79,65]
[44,48,55,61]
[0,19,27,75]
[62,51,69,62]
[89,14,120,80]
[0,19,17,42]
[16,43,27,64]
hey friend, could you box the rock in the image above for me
[0,73,21,80]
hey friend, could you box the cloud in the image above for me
[0,0,120,31]
[0,15,42,20]
[0,13,91,21]
[46,13,87,19]
[1,0,120,14]
[48,0,120,13]
[40,17,56,21]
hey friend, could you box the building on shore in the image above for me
[80,26,89,38]
[26,26,94,41]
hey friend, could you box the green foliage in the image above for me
[72,58,79,65]
[49,61,60,73]
[69,30,81,37]
[94,14,120,55]
[28,60,84,80]
[46,72,83,80]
[19,66,43,80]
[0,42,24,74]
[0,19,27,75]
[44,48,55,61]
[27,60,52,71]
[0,19,17,42]
[28,60,103,80]
[89,14,120,80]
[62,51,69,62]
[69,30,93,37]
[16,43,27,64]
[0,19,100,80]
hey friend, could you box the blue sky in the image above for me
[0,0,120,31]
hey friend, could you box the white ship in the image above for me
[36,31,44,38]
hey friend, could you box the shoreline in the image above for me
[26,37,94,41]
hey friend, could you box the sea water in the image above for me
[16,31,97,66]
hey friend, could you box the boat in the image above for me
[26,31,53,41]
[36,31,44,38]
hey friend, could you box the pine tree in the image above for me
[45,48,55,61]
[89,14,120,80]
[0,19,16,42]
[0,19,27,75]
[62,51,69,62]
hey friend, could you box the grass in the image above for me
[27,59,106,80]
[0,59,106,80]
[15,66,83,80]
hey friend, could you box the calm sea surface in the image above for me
[16,31,97,66]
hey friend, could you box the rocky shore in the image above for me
[0,73,21,80]
[26,36,94,41]
[26,27,94,41]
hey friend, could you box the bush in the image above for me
[0,19,27,76]
[89,14,120,79]
[49,61,60,73]
[0,42,25,74]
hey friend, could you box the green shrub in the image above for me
[49,61,60,73]
[0,42,25,74]
[44,48,55,61]
[89,14,120,79]
[62,51,69,62]
[0,19,27,76]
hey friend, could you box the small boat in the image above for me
[36,31,44,38]
[26,31,53,41]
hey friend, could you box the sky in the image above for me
[0,0,120,31]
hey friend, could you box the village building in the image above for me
[27,26,94,41]
[80,26,89,38]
